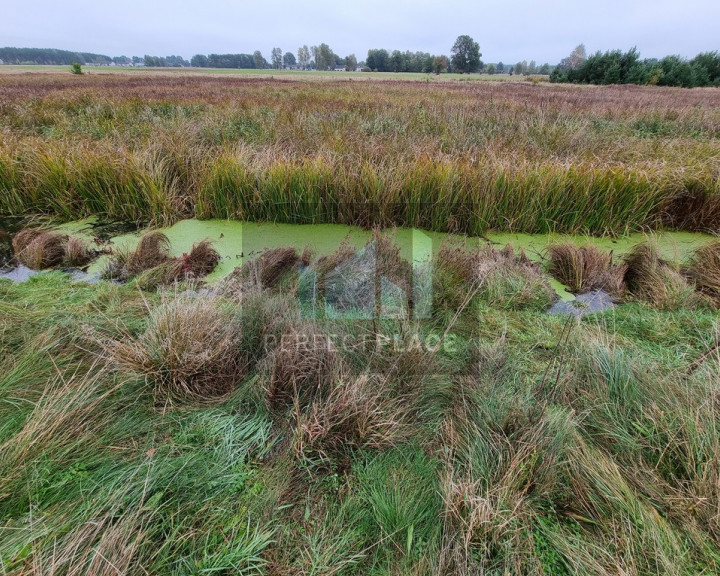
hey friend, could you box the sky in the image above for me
[3,0,719,64]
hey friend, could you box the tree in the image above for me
[271,47,282,70]
[70,62,83,75]
[313,43,335,71]
[366,49,389,72]
[253,50,266,69]
[432,55,449,74]
[450,35,482,73]
[283,52,296,69]
[558,44,587,72]
[297,46,310,70]
[345,54,357,71]
[191,54,208,67]
[496,61,504,73]
[486,64,496,75]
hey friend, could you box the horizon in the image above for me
[2,0,719,65]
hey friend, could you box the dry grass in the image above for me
[218,246,308,299]
[435,242,556,312]
[293,374,409,464]
[548,243,626,296]
[106,231,170,281]
[264,326,341,412]
[623,242,700,308]
[12,227,93,269]
[103,296,245,403]
[686,241,720,307]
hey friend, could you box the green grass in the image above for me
[2,234,720,574]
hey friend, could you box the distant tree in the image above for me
[271,47,282,70]
[144,55,167,67]
[253,50,266,69]
[389,50,404,72]
[297,45,310,70]
[313,43,335,70]
[283,51,296,68]
[508,66,514,75]
[366,49,389,72]
[558,44,587,72]
[432,55,449,75]
[496,61,504,73]
[165,55,188,67]
[450,35,482,73]
[191,54,208,67]
[486,64,496,75]
[70,62,83,75]
[345,53,358,71]
[539,63,551,75]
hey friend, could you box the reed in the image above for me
[0,74,718,234]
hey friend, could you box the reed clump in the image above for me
[12,227,93,269]
[623,242,700,309]
[548,243,626,296]
[685,241,720,307]
[104,296,245,403]
[106,233,219,286]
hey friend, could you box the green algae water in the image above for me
[52,218,716,300]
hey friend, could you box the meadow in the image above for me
[0,71,719,234]
[2,70,720,575]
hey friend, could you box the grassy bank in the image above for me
[0,233,720,575]
[0,73,719,234]
[2,232,720,574]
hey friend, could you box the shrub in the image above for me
[70,62,83,75]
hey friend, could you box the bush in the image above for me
[70,62,83,75]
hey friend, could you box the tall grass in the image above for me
[0,75,719,233]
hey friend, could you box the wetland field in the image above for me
[1,70,720,575]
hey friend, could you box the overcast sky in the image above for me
[3,0,718,63]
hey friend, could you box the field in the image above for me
[2,70,720,575]
[1,71,719,234]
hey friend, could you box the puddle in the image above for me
[0,265,39,283]
[548,290,616,318]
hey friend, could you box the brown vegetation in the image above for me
[686,241,720,307]
[12,227,93,269]
[623,242,699,308]
[548,243,626,296]
[104,297,245,403]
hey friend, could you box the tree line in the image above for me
[0,47,112,65]
[551,45,720,87]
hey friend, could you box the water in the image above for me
[2,218,716,297]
